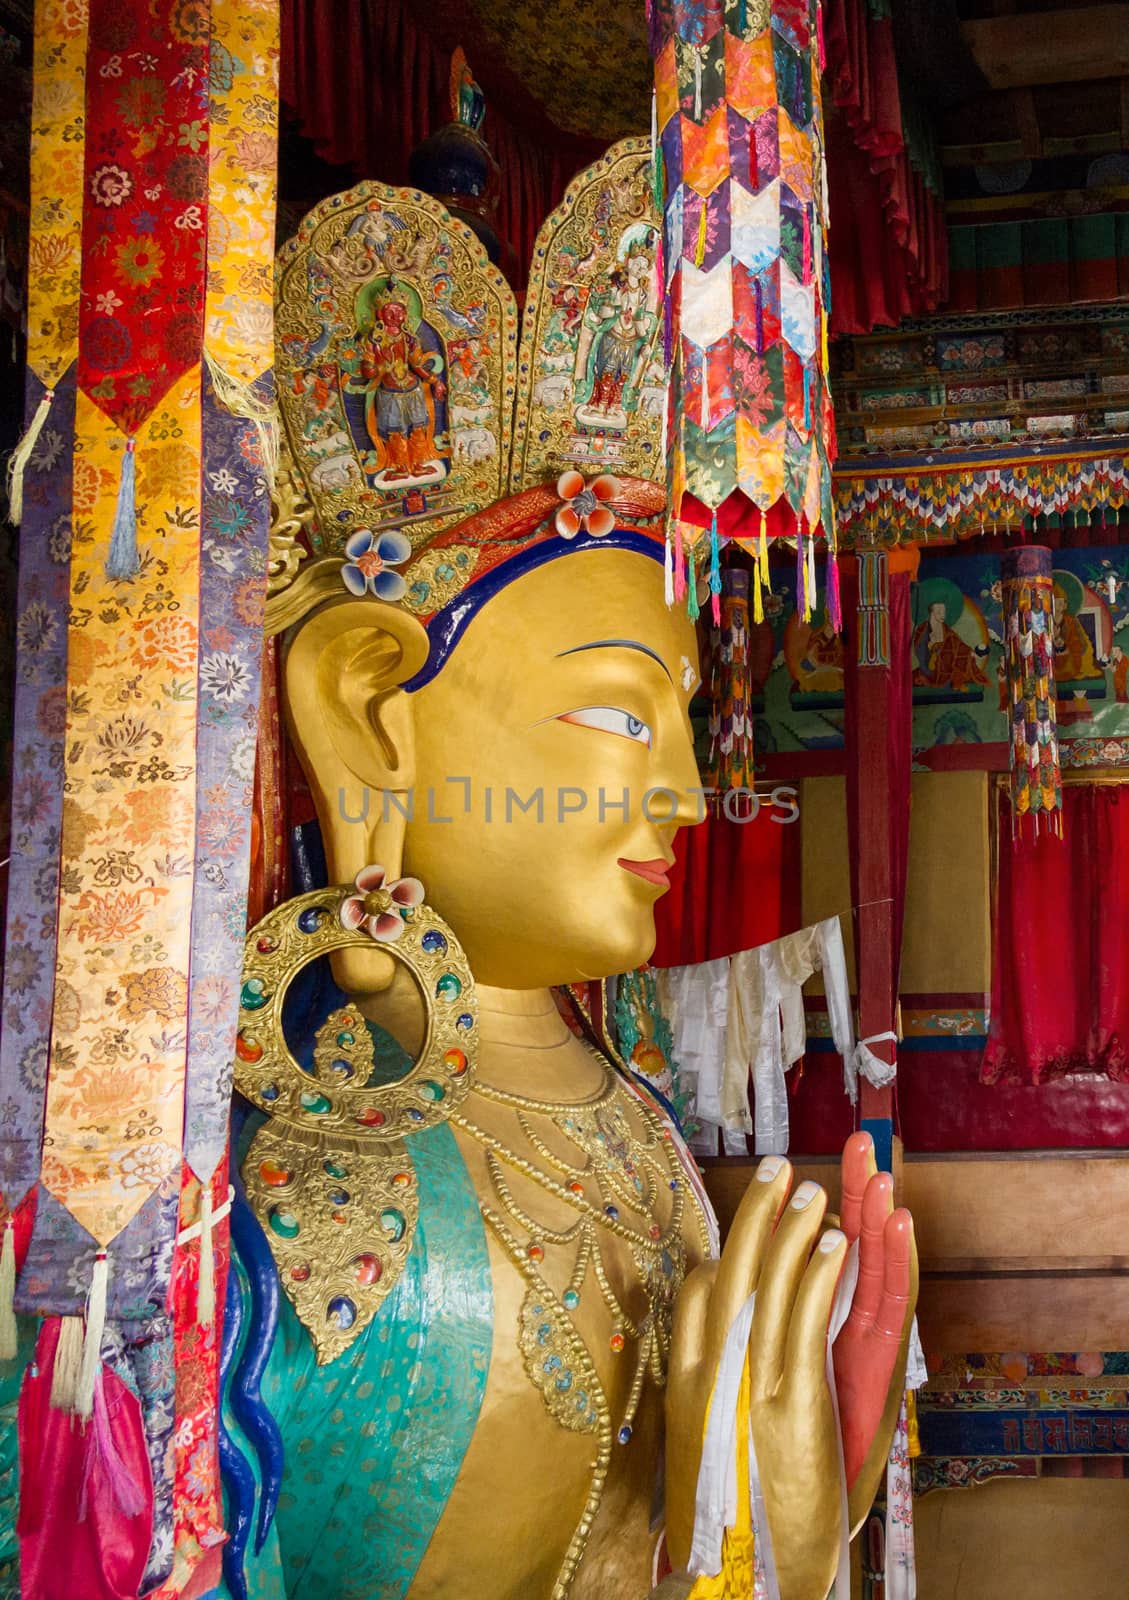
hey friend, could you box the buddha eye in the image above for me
[557,706,653,748]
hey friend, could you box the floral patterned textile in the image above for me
[78,0,209,438]
[14,0,279,1286]
[5,1,275,1590]
[39,372,203,1253]
[0,372,75,1219]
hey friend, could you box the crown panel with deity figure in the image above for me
[275,182,518,559]
[509,138,666,494]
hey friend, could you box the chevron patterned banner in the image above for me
[649,0,839,628]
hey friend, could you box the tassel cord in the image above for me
[75,1251,109,1421]
[0,1219,16,1362]
[6,388,54,526]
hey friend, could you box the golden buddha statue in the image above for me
[217,160,915,1600]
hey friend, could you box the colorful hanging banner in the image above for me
[8,0,279,1450]
[834,445,1129,547]
[1000,545,1063,836]
[0,0,89,1297]
[650,0,839,623]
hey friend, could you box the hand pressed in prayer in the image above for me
[664,1135,915,1600]
[832,1131,918,1534]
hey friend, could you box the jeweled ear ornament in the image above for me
[234,875,476,1362]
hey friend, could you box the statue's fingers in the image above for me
[845,1171,894,1335]
[839,1131,877,1243]
[705,1156,792,1375]
[784,1228,848,1391]
[873,1209,915,1345]
[747,1180,828,1402]
[669,1259,719,1406]
[666,1260,719,1571]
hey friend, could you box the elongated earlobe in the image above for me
[282,597,430,992]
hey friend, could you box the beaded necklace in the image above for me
[452,1049,708,1599]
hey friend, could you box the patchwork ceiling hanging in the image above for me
[649,0,839,628]
[1000,545,1064,837]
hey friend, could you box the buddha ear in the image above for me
[283,597,430,992]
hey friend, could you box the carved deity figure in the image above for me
[343,283,448,487]
[574,241,658,431]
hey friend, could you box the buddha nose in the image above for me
[654,734,708,830]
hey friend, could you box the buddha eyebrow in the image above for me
[557,639,672,682]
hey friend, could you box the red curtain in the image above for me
[843,553,916,1091]
[651,809,803,967]
[278,0,601,283]
[982,785,1129,1085]
[822,0,948,333]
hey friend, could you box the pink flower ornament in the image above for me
[342,529,412,601]
[339,864,425,942]
[554,471,621,540]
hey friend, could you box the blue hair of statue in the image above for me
[403,525,665,692]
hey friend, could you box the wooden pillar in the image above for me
[843,546,919,1171]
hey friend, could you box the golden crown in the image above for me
[266,139,665,637]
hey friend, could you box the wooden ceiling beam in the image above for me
[1012,86,1043,158]
[961,5,1129,88]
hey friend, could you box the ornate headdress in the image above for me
[267,140,669,656]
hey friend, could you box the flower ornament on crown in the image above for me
[341,529,412,600]
[555,471,621,540]
[340,865,425,942]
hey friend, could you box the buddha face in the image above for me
[403,547,701,987]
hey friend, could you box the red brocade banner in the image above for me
[78,0,209,437]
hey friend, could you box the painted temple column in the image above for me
[842,545,920,1171]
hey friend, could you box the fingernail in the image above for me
[791,1180,820,1210]
[819,1229,846,1253]
[757,1156,786,1183]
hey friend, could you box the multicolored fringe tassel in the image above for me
[706,568,756,807]
[1001,545,1063,837]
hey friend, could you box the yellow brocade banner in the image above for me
[25,0,86,388]
[205,0,279,385]
[42,375,203,1247]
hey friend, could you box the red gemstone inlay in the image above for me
[353,1254,382,1286]
[236,1033,262,1063]
[355,1107,386,1127]
[258,1160,291,1188]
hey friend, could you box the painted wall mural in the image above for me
[750,544,1129,760]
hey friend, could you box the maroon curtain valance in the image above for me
[278,0,604,282]
[823,0,948,333]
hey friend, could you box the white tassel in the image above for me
[197,1187,215,1324]
[50,1315,84,1412]
[0,1219,16,1361]
[664,532,675,607]
[203,347,280,493]
[75,1252,109,1422]
[6,388,54,526]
